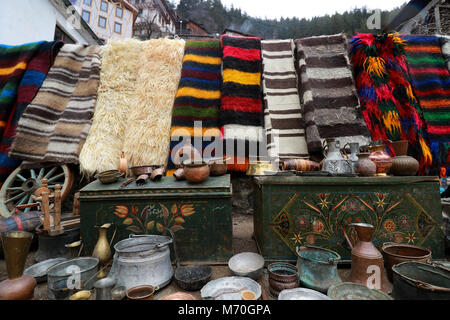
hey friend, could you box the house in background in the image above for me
[387,0,450,35]
[0,0,101,45]
[177,19,213,38]
[131,0,177,39]
[70,0,138,42]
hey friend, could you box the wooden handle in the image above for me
[54,184,62,228]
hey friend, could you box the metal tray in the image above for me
[278,288,331,300]
[201,277,261,300]
[24,258,68,284]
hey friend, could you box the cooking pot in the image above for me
[109,230,174,290]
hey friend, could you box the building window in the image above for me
[81,10,90,23]
[98,16,107,28]
[138,9,143,15]
[114,22,122,34]
[83,0,92,6]
[100,0,108,12]
[54,25,75,44]
[116,7,123,18]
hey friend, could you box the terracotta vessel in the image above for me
[0,231,36,300]
[281,159,320,172]
[173,143,202,168]
[209,157,229,176]
[381,243,432,282]
[344,223,392,294]
[92,223,112,279]
[173,168,186,181]
[390,141,419,176]
[126,285,156,300]
[183,161,210,184]
[368,144,393,176]
[356,153,377,177]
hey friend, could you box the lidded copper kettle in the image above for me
[344,223,392,293]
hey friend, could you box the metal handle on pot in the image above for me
[163,226,180,270]
[128,233,174,248]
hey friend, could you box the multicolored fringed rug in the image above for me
[440,35,450,71]
[220,35,264,172]
[10,44,101,164]
[350,33,432,173]
[261,39,309,163]
[167,39,222,176]
[295,34,371,155]
[404,35,450,169]
[0,41,62,180]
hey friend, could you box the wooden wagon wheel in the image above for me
[0,164,74,218]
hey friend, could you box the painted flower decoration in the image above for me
[114,206,128,219]
[312,220,325,233]
[180,204,195,217]
[383,219,396,232]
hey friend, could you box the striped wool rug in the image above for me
[261,39,309,163]
[0,42,45,140]
[404,35,450,168]
[0,41,62,181]
[9,44,101,164]
[295,34,371,155]
[440,35,450,71]
[220,35,264,172]
[168,39,222,175]
[350,33,432,174]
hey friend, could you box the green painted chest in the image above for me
[253,176,446,264]
[79,175,232,263]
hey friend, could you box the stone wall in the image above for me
[231,173,255,215]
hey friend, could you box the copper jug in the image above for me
[344,223,392,293]
[0,231,36,300]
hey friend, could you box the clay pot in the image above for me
[209,157,229,177]
[173,168,186,181]
[390,141,419,176]
[368,145,393,176]
[281,159,320,172]
[126,285,156,301]
[356,153,376,177]
[183,161,210,184]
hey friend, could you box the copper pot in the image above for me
[281,159,320,172]
[183,161,210,184]
[381,243,432,282]
[209,157,229,177]
[267,262,298,297]
[160,292,196,300]
[368,145,393,176]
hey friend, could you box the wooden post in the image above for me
[73,192,80,217]
[41,191,51,232]
[54,184,62,229]
[435,6,442,34]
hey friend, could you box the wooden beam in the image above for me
[435,6,442,34]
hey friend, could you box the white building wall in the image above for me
[72,0,135,40]
[0,0,92,45]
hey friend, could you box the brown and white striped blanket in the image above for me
[9,44,101,164]
[262,40,309,162]
[295,34,371,154]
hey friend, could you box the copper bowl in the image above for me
[183,161,210,184]
[208,157,229,177]
[160,292,196,300]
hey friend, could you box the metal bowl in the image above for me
[201,277,261,300]
[327,282,393,300]
[96,170,124,184]
[228,252,265,281]
[24,258,68,284]
[278,288,331,300]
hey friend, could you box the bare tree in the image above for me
[136,13,161,39]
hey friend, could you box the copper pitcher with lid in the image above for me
[344,223,392,293]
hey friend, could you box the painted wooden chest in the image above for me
[79,175,232,263]
[253,176,446,263]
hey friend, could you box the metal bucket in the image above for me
[47,257,99,300]
[109,234,174,290]
[296,246,342,293]
[392,261,450,300]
